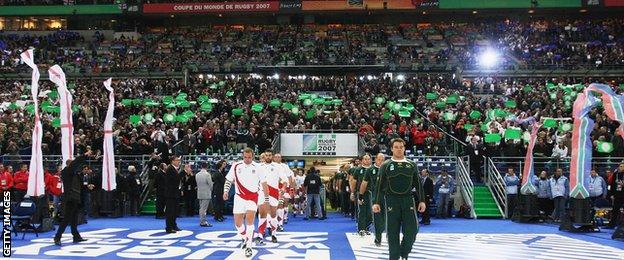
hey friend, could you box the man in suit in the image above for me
[212,160,227,222]
[54,151,92,246]
[419,169,434,225]
[196,162,214,227]
[165,156,182,233]
[466,136,485,183]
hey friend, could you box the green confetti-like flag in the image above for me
[484,133,502,143]
[232,108,244,116]
[426,93,438,100]
[543,118,557,128]
[597,141,614,153]
[505,100,516,108]
[504,129,522,140]
[469,110,482,119]
[270,99,281,108]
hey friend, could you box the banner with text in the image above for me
[280,133,358,157]
[143,1,279,14]
[279,0,302,13]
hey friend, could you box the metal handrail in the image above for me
[485,158,507,219]
[456,156,475,219]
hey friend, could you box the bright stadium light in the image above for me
[272,73,280,80]
[367,75,373,80]
[479,49,499,68]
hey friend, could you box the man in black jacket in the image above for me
[419,169,434,225]
[54,151,92,246]
[165,156,182,233]
[608,163,624,228]
[466,137,485,183]
[212,160,226,222]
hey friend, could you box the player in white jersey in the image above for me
[259,151,288,242]
[294,169,306,216]
[223,148,268,258]
[254,153,270,245]
[274,153,295,230]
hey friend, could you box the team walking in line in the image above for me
[223,148,295,257]
[170,137,423,259]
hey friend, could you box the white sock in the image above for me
[257,217,267,237]
[236,225,245,240]
[277,209,284,226]
[284,207,289,220]
[246,225,254,248]
[269,215,278,232]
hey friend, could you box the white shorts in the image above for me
[269,196,279,207]
[233,194,258,214]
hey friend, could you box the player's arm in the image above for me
[359,168,370,195]
[349,169,356,200]
[223,163,235,200]
[373,162,387,213]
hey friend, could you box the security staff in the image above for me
[420,169,434,224]
[164,156,183,233]
[212,160,227,222]
[588,169,607,203]
[536,171,552,217]
[359,153,385,246]
[504,168,520,219]
[54,150,92,246]
[373,138,426,260]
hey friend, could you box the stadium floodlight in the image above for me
[396,74,405,81]
[478,49,499,68]
[367,75,373,80]
[272,73,280,80]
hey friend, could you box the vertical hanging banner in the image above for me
[567,82,624,199]
[569,91,596,199]
[21,49,44,197]
[520,122,541,195]
[102,78,116,191]
[49,65,74,168]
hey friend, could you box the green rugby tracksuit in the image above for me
[356,166,372,232]
[374,159,425,260]
[364,164,384,242]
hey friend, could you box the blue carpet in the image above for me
[8,213,624,259]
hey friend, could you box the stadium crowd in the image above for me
[2,18,624,74]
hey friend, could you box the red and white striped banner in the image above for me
[49,65,74,168]
[21,49,45,197]
[102,78,116,191]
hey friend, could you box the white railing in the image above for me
[485,158,507,219]
[455,156,476,219]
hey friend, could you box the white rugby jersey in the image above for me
[226,161,266,197]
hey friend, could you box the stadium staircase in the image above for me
[473,185,503,218]
[141,197,157,215]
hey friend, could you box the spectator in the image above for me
[608,164,624,228]
[126,165,142,216]
[211,160,227,222]
[182,164,197,216]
